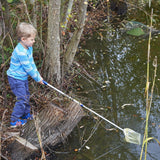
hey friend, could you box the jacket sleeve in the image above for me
[17,48,42,82]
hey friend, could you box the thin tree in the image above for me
[43,0,61,84]
[61,0,74,32]
[63,0,88,72]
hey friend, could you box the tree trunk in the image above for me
[0,0,4,40]
[61,0,74,32]
[60,0,69,22]
[0,0,8,108]
[43,0,61,84]
[1,0,13,37]
[63,0,88,72]
[30,0,37,28]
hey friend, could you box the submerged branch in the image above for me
[78,119,102,151]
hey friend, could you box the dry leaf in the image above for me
[94,116,98,120]
[62,31,65,36]
[85,146,90,150]
[80,125,84,129]
[74,149,78,152]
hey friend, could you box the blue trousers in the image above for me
[8,76,31,122]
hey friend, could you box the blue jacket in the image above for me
[7,43,41,82]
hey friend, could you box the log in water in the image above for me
[9,101,84,160]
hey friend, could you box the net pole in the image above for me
[46,83,124,132]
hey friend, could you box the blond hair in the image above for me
[16,22,37,40]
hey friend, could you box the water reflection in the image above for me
[69,22,160,159]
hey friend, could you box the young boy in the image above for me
[7,22,43,128]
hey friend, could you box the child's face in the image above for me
[21,34,36,48]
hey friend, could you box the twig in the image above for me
[94,144,122,160]
[21,0,32,24]
[0,154,8,160]
[34,115,46,160]
[0,19,15,71]
[0,109,8,160]
[121,104,134,109]
[0,96,4,100]
[74,61,102,87]
[45,145,70,155]
[78,119,102,151]
[0,56,11,71]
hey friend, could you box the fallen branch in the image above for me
[0,154,8,160]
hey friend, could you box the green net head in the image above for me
[123,128,141,145]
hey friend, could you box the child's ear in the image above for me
[21,37,26,41]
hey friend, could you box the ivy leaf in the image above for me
[7,0,13,3]
[2,7,5,11]
[126,27,145,36]
[61,24,65,28]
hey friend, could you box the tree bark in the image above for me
[63,0,88,72]
[43,0,61,84]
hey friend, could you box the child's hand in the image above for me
[39,80,44,85]
[39,78,44,84]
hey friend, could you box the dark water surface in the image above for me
[56,2,160,160]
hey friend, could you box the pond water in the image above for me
[55,2,160,160]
